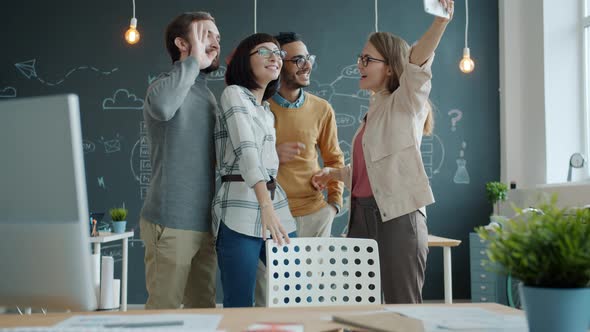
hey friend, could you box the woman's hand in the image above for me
[311,167,336,191]
[435,0,454,23]
[260,204,290,246]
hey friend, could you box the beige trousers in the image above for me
[254,204,336,306]
[140,218,217,309]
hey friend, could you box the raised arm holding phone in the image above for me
[311,0,454,304]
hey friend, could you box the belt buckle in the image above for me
[267,176,276,200]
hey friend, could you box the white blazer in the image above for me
[343,53,436,221]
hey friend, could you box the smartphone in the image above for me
[423,0,450,19]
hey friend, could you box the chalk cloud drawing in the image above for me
[102,89,144,110]
[0,86,17,98]
[335,113,356,127]
[15,59,118,86]
[207,65,227,81]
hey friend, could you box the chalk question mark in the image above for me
[448,109,463,132]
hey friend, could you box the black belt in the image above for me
[221,174,276,200]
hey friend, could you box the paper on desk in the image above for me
[55,313,222,331]
[384,306,527,331]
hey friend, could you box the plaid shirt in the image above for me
[212,85,296,238]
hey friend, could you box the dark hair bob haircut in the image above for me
[225,33,281,101]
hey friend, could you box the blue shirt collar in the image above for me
[272,90,306,109]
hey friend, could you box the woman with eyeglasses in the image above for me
[212,33,296,307]
[312,1,454,303]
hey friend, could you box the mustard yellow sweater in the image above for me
[269,92,344,217]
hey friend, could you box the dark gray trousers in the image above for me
[348,196,429,304]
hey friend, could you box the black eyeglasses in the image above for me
[284,54,316,69]
[250,47,287,60]
[357,54,386,67]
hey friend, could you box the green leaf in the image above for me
[475,195,590,288]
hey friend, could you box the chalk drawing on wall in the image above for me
[207,65,227,81]
[14,59,118,86]
[148,75,158,85]
[421,134,445,179]
[103,231,144,259]
[448,109,463,132]
[335,113,356,128]
[102,89,144,110]
[129,238,145,248]
[0,86,17,98]
[98,177,106,189]
[131,121,151,199]
[453,141,470,184]
[83,139,96,154]
[307,80,336,101]
[339,140,352,163]
[99,134,122,154]
[358,105,369,123]
[101,244,123,263]
[147,72,166,85]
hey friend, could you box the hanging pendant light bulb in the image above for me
[124,0,140,45]
[459,0,474,73]
[125,18,140,44]
[459,47,474,73]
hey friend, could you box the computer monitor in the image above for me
[0,94,97,311]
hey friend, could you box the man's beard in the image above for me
[283,72,310,90]
[187,45,220,73]
[201,55,220,73]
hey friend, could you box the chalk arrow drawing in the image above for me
[15,59,118,86]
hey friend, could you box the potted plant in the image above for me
[485,181,508,223]
[109,204,128,234]
[477,197,590,332]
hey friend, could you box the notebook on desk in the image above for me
[332,311,425,332]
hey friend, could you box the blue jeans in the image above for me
[216,221,295,308]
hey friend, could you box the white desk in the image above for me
[0,303,522,331]
[89,232,134,311]
[428,235,462,304]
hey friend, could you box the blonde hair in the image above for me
[368,32,434,136]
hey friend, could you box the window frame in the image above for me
[584,2,590,176]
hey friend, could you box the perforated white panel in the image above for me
[265,237,381,307]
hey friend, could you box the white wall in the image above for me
[500,0,587,188]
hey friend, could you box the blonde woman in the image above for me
[312,0,454,303]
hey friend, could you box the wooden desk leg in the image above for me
[122,238,128,312]
[443,247,452,304]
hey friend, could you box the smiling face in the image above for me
[358,41,391,93]
[250,42,283,87]
[281,41,312,90]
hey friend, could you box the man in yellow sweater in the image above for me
[254,32,344,306]
[270,32,345,237]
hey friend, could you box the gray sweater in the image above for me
[140,57,217,232]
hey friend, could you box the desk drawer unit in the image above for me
[469,232,507,305]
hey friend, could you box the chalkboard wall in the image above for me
[0,0,499,304]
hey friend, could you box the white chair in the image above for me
[265,237,381,307]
